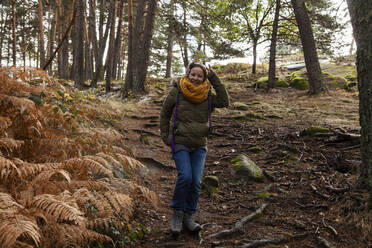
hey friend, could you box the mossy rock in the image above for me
[300,126,332,136]
[253,77,289,88]
[231,154,264,181]
[289,76,309,90]
[232,102,250,111]
[247,145,262,153]
[202,176,220,196]
[203,175,219,188]
[245,112,265,120]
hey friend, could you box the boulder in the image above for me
[231,154,264,181]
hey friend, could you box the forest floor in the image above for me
[116,75,371,248]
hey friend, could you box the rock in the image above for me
[232,102,250,111]
[289,72,309,90]
[202,176,220,196]
[203,175,219,188]
[253,77,289,89]
[231,154,264,181]
[300,126,332,136]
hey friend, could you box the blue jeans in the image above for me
[171,148,206,214]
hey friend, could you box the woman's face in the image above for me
[188,67,205,86]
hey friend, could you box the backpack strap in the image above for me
[171,91,212,154]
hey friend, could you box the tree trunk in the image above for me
[133,0,157,92]
[11,0,16,66]
[125,0,146,92]
[47,5,58,74]
[181,1,189,68]
[84,5,93,81]
[291,0,323,94]
[105,0,117,93]
[73,0,85,88]
[123,0,134,91]
[89,0,99,86]
[112,0,124,80]
[267,0,281,92]
[252,39,258,74]
[347,0,372,191]
[92,0,111,87]
[165,0,175,78]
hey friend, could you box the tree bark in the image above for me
[347,0,372,191]
[252,39,258,74]
[134,0,157,92]
[91,0,111,87]
[123,0,134,92]
[47,5,58,74]
[73,0,85,88]
[11,0,17,66]
[38,0,45,67]
[112,0,124,80]
[88,0,99,86]
[165,0,175,78]
[181,1,189,68]
[267,0,281,92]
[105,0,117,93]
[291,0,323,94]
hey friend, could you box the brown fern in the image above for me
[29,192,86,226]
[61,157,113,180]
[0,215,40,248]
[41,223,112,248]
[103,191,134,222]
[0,138,24,155]
[0,156,21,183]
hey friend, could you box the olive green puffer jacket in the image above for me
[160,72,229,148]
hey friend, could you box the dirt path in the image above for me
[121,83,368,248]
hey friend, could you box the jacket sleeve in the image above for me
[160,83,178,145]
[208,72,229,108]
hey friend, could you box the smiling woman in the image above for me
[160,61,229,237]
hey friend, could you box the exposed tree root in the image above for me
[238,233,308,248]
[208,202,269,239]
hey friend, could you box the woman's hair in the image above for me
[187,62,207,81]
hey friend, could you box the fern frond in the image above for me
[0,156,21,183]
[0,215,40,248]
[0,116,11,133]
[87,218,119,233]
[13,159,58,181]
[96,153,122,168]
[62,157,113,179]
[0,138,24,154]
[42,224,112,248]
[133,185,160,208]
[30,193,86,226]
[31,169,71,186]
[103,191,133,221]
[0,192,23,211]
[73,190,114,218]
[115,153,146,171]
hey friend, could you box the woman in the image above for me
[160,62,229,236]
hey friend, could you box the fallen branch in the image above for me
[322,218,338,236]
[208,202,269,239]
[238,233,308,248]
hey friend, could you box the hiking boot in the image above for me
[170,210,184,235]
[183,213,202,232]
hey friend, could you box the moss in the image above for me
[254,77,289,88]
[245,112,265,120]
[249,101,261,105]
[247,145,262,153]
[231,154,264,181]
[232,102,250,111]
[256,191,270,199]
[301,126,332,136]
[290,76,309,90]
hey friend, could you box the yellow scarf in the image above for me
[179,76,210,104]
